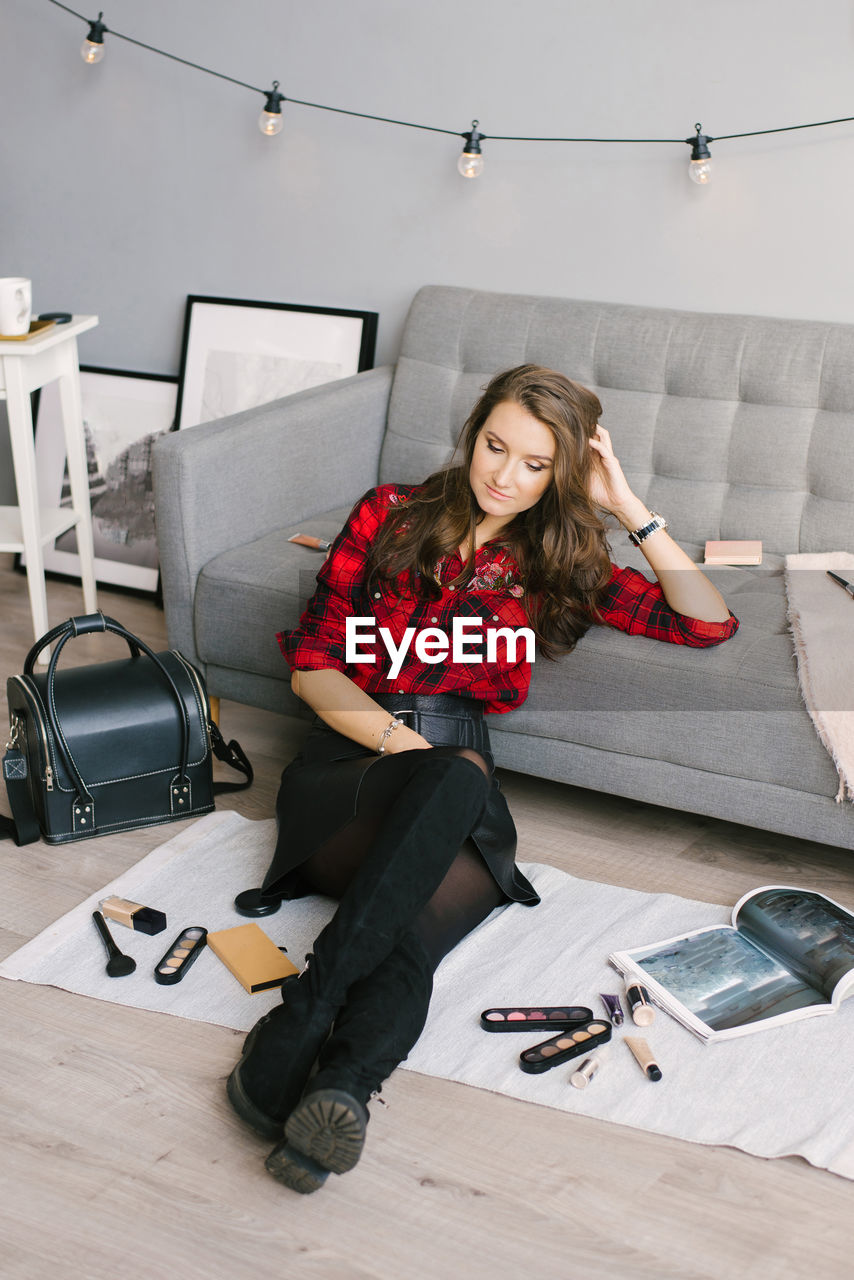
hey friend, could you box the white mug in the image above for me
[0,277,33,336]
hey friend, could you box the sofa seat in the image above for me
[194,504,354,684]
[195,506,835,800]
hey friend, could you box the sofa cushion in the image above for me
[502,546,837,796]
[194,504,354,680]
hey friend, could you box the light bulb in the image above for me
[685,123,713,186]
[81,37,105,63]
[689,158,712,185]
[80,12,107,63]
[458,120,485,178]
[457,151,484,179]
[259,81,285,137]
[259,110,283,136]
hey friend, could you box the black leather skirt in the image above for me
[261,691,540,907]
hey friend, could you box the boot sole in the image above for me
[264,1142,330,1194]
[284,1088,368,1175]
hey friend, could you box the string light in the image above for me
[458,121,485,178]
[80,9,106,63]
[44,1,854,183]
[687,123,713,185]
[259,81,285,136]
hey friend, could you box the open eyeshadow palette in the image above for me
[480,1005,593,1032]
[154,927,208,985]
[518,1019,612,1073]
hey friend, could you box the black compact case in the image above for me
[519,1019,612,1073]
[481,1005,593,1032]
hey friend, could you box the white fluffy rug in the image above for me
[3,809,854,1180]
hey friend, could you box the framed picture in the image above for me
[25,366,178,595]
[174,294,378,430]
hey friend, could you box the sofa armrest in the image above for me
[152,365,394,665]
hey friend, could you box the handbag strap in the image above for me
[1,735,41,846]
[210,722,254,793]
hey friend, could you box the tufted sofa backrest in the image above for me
[378,285,854,554]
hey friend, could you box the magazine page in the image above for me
[732,886,854,1004]
[611,923,829,1039]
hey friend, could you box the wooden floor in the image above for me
[1,558,852,1280]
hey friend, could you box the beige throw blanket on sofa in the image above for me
[785,552,854,802]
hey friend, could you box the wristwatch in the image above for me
[628,511,668,547]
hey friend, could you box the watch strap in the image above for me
[628,511,667,547]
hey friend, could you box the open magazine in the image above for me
[608,885,854,1042]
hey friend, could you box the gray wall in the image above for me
[4,0,854,501]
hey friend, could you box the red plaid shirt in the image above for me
[278,484,739,714]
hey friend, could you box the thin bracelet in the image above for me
[376,716,403,755]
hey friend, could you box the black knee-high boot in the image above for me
[264,931,435,1192]
[227,753,488,1140]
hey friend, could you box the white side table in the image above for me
[0,315,99,657]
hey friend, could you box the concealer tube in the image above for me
[624,1035,662,1081]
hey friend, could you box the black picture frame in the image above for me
[22,365,178,597]
[174,294,378,431]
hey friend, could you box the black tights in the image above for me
[298,746,505,970]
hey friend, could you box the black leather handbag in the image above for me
[1,613,252,846]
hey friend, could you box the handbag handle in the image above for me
[24,612,142,671]
[29,613,194,808]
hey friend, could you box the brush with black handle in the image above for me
[827,570,854,598]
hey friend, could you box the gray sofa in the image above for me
[153,285,854,851]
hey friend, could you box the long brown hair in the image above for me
[366,364,613,658]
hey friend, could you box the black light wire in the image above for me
[45,0,854,148]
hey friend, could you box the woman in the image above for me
[226,364,738,1193]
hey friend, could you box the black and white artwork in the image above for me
[174,295,378,430]
[30,366,178,594]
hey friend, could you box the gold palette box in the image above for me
[206,922,300,993]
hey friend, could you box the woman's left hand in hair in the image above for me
[587,425,637,517]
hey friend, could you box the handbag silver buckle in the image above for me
[5,714,23,752]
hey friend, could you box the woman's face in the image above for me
[469,400,556,528]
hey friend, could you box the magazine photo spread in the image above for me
[608,885,854,1042]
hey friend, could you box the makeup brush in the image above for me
[92,910,137,977]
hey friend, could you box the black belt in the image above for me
[371,691,484,720]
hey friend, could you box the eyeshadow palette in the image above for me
[518,1019,612,1073]
[154,927,208,985]
[481,1005,593,1033]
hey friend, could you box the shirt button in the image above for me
[397,688,405,693]
[449,585,456,591]
[374,592,381,599]
[430,616,438,623]
[492,615,499,621]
